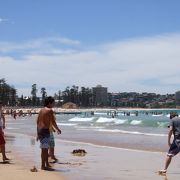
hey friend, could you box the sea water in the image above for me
[5,109,180,152]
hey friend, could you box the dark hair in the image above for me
[170,112,178,119]
[0,101,2,105]
[44,96,55,107]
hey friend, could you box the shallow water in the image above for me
[4,109,172,152]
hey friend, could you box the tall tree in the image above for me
[31,84,37,106]
[41,87,47,105]
[0,78,6,103]
[62,86,70,103]
[0,78,17,105]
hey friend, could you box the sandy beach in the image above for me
[0,163,65,180]
[1,132,180,180]
[2,110,180,179]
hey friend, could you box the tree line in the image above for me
[0,79,94,107]
[0,78,17,106]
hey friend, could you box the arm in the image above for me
[2,112,5,129]
[50,111,61,134]
[36,113,40,141]
[168,126,173,147]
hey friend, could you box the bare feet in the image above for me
[3,157,10,162]
[47,163,52,168]
[41,167,55,171]
[49,157,58,163]
[158,169,167,176]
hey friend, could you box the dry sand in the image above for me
[0,151,65,180]
[0,163,65,180]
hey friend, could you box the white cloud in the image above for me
[0,18,9,23]
[1,33,180,95]
[0,18,8,22]
[0,37,80,53]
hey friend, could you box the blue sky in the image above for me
[1,0,180,95]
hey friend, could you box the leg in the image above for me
[50,147,58,161]
[41,148,47,169]
[0,144,9,162]
[44,148,49,168]
[41,148,53,170]
[159,155,172,175]
[164,155,172,171]
[49,134,57,161]
[49,147,55,159]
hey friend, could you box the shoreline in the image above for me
[5,113,169,153]
[3,131,180,180]
[3,107,180,113]
[6,131,166,154]
[5,126,168,153]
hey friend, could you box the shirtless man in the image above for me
[37,96,61,170]
[0,101,9,162]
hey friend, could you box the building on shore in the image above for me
[92,85,108,106]
[175,91,180,106]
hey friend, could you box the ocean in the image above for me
[5,109,180,152]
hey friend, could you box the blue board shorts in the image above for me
[167,139,180,157]
[37,128,50,149]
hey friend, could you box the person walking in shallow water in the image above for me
[159,112,180,175]
[0,101,10,162]
[37,96,61,170]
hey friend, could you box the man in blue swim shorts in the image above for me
[37,96,61,170]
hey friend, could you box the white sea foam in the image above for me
[96,117,117,123]
[130,120,142,125]
[57,123,77,126]
[118,113,125,116]
[157,122,168,127]
[152,114,163,117]
[114,119,128,124]
[97,128,167,137]
[94,112,107,115]
[76,126,105,130]
[69,117,94,122]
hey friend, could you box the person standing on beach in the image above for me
[37,96,61,170]
[48,114,58,163]
[159,112,180,175]
[0,101,10,162]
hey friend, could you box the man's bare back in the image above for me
[37,107,54,129]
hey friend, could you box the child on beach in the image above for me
[37,96,61,170]
[0,101,10,162]
[49,120,58,163]
[159,112,180,175]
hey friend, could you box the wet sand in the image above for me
[2,132,180,180]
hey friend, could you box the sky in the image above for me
[1,0,180,96]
